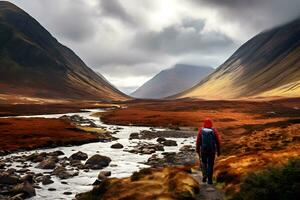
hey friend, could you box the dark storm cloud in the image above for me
[190,0,300,31]
[98,0,136,26]
[134,18,236,55]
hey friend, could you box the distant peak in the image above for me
[172,63,212,70]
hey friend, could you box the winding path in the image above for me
[191,170,224,200]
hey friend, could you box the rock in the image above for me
[48,188,56,191]
[100,171,111,177]
[127,143,164,155]
[162,140,177,146]
[179,145,195,152]
[129,132,139,140]
[97,174,107,181]
[98,171,111,180]
[17,169,30,173]
[26,152,47,163]
[69,151,88,161]
[110,143,124,149]
[156,137,166,143]
[70,159,84,169]
[36,157,58,169]
[61,181,68,185]
[63,191,72,195]
[20,175,34,184]
[0,150,10,156]
[48,150,64,157]
[6,168,17,175]
[0,172,20,185]
[84,154,111,170]
[0,161,5,169]
[41,175,54,185]
[52,166,73,179]
[11,182,36,198]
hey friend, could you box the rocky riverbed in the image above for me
[0,109,196,200]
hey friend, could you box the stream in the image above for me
[3,109,195,199]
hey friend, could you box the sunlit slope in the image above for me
[175,18,300,99]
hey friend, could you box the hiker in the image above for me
[196,118,221,185]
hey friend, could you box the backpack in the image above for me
[201,128,216,153]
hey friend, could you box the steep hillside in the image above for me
[175,18,300,99]
[131,64,213,99]
[0,1,128,101]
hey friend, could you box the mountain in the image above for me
[174,18,300,99]
[131,64,214,99]
[0,1,129,101]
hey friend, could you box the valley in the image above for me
[0,98,299,199]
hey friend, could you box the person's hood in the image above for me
[203,118,213,128]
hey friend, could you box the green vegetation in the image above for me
[233,158,300,200]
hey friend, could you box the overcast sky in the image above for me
[9,0,300,93]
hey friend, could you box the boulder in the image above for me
[11,182,36,198]
[110,143,124,149]
[84,154,111,170]
[179,145,194,152]
[162,140,177,146]
[70,159,84,169]
[26,152,47,163]
[20,175,34,184]
[69,151,88,161]
[52,166,76,179]
[36,157,58,169]
[0,172,20,185]
[156,137,166,143]
[142,148,156,154]
[42,175,54,185]
[129,132,139,140]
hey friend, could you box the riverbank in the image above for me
[0,109,197,199]
[0,117,111,155]
[0,101,119,117]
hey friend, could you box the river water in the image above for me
[3,109,195,199]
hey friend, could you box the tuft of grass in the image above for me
[232,158,300,200]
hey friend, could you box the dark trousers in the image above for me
[200,152,215,184]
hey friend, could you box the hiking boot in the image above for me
[202,176,207,183]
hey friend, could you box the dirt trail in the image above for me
[192,170,224,200]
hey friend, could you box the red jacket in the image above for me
[196,118,221,154]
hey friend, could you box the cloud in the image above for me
[98,0,136,26]
[189,0,300,38]
[134,18,236,55]
[23,0,99,42]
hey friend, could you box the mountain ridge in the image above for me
[174,18,300,99]
[131,64,214,99]
[0,1,129,102]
